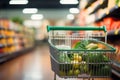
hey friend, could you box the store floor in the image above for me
[0,43,54,80]
[0,43,114,80]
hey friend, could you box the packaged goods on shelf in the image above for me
[95,17,120,31]
[78,0,120,77]
[0,18,35,55]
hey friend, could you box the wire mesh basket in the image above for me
[47,25,116,79]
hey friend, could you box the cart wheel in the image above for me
[54,73,56,80]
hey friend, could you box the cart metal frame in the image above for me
[47,26,115,80]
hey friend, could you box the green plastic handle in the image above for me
[47,25,107,32]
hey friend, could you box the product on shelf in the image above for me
[0,18,10,29]
[1,38,6,44]
[0,48,4,53]
[95,17,120,31]
[0,18,35,54]
[116,0,120,6]
[79,0,120,77]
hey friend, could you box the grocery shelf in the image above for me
[85,0,96,9]
[5,36,15,39]
[95,6,120,22]
[107,30,120,36]
[14,29,24,33]
[0,57,8,63]
[112,61,120,78]
[0,44,6,48]
[0,35,16,39]
[107,30,120,43]
[112,69,120,78]
[0,26,5,30]
[112,61,120,71]
[0,46,34,64]
[6,28,14,31]
[0,35,4,39]
[0,43,16,48]
[107,30,120,78]
[7,43,15,47]
[0,54,8,58]
[90,0,108,14]
[0,19,35,64]
[0,53,9,63]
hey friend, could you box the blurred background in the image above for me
[0,0,120,80]
[0,0,80,43]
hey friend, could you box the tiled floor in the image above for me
[0,43,114,80]
[0,44,54,80]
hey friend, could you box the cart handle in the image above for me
[47,25,107,32]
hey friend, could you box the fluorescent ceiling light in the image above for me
[69,8,79,14]
[31,14,44,20]
[9,0,28,5]
[60,0,78,4]
[23,8,38,14]
[67,14,74,20]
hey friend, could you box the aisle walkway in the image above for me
[0,43,54,80]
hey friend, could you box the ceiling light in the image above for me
[67,14,74,20]
[69,8,79,14]
[9,0,28,5]
[23,8,38,14]
[31,14,44,20]
[60,0,78,4]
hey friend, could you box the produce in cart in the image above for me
[47,26,115,79]
[72,39,108,50]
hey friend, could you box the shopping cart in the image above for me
[47,25,115,80]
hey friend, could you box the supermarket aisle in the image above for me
[0,43,115,80]
[0,43,54,80]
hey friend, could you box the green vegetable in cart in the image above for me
[91,65,111,76]
[86,43,98,50]
[71,60,79,69]
[103,55,109,62]
[79,61,88,73]
[87,53,106,63]
[73,40,89,50]
[59,53,72,71]
[73,39,108,50]
[74,69,80,76]
[73,53,82,62]
[59,71,66,76]
[101,65,110,76]
[96,48,103,50]
[67,70,74,76]
[59,53,71,63]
